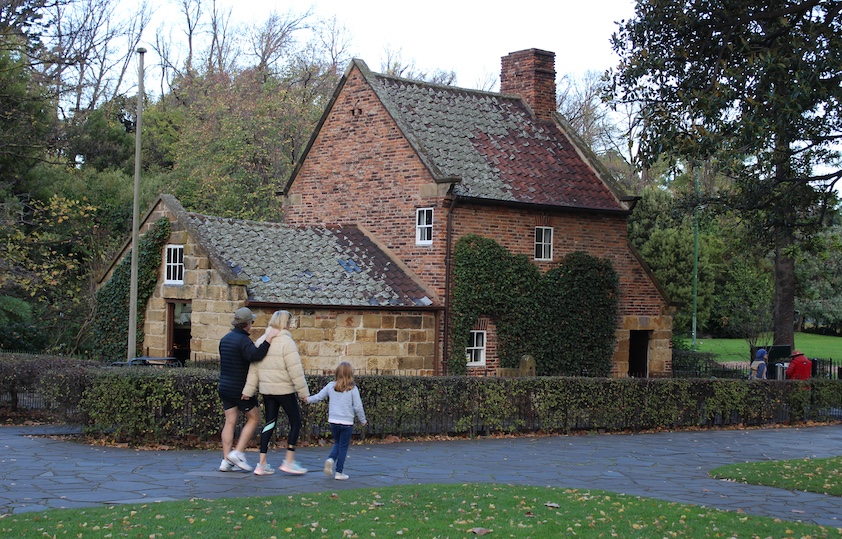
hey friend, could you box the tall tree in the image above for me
[608,0,842,348]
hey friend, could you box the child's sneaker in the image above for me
[254,463,275,476]
[280,460,308,475]
[218,459,235,472]
[334,472,349,480]
[323,458,335,477]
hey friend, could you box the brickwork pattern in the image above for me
[283,63,671,377]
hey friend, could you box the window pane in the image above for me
[416,208,433,245]
[165,245,185,284]
[535,227,553,260]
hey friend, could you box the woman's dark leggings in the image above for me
[260,393,302,454]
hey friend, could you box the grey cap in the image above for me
[232,307,256,325]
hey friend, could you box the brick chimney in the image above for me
[500,49,557,122]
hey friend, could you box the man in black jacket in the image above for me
[218,307,279,472]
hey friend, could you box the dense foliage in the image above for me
[609,0,842,347]
[450,235,619,376]
[0,1,344,354]
[91,218,171,361]
[4,354,839,444]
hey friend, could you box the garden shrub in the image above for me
[3,353,841,445]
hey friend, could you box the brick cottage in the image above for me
[107,48,673,376]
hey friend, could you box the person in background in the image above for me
[786,350,812,380]
[306,361,367,480]
[218,307,279,472]
[749,348,768,380]
[242,310,310,476]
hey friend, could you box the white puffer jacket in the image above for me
[242,330,309,399]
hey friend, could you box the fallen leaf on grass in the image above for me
[544,502,559,508]
[470,527,492,535]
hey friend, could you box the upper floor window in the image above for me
[466,330,486,366]
[416,208,433,245]
[534,226,553,261]
[165,245,184,285]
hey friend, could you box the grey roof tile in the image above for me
[184,213,434,308]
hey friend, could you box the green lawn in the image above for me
[694,332,842,363]
[1,483,837,539]
[711,456,842,497]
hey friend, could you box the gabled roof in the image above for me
[286,59,629,213]
[167,195,436,308]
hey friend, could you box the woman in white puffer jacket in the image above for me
[242,310,310,476]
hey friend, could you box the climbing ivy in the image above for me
[92,218,171,360]
[450,235,540,375]
[534,252,619,376]
[450,234,619,377]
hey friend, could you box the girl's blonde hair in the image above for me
[334,361,355,392]
[267,310,291,330]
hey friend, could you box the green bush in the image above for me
[3,353,841,446]
[80,368,220,443]
[0,353,98,415]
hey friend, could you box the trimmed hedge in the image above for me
[3,354,841,445]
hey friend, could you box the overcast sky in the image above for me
[143,0,637,90]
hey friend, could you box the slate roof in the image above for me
[177,206,435,308]
[292,60,626,212]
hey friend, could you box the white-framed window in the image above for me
[466,330,486,366]
[534,226,553,261]
[164,244,185,285]
[416,207,433,245]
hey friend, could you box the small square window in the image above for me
[466,330,486,366]
[416,208,433,245]
[164,245,184,285]
[534,226,553,261]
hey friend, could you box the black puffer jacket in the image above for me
[218,327,270,399]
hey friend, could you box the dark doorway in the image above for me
[168,301,192,362]
[628,330,651,377]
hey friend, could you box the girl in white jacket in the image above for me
[242,310,310,475]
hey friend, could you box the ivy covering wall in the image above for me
[92,218,171,360]
[450,234,619,376]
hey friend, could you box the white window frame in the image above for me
[164,244,185,285]
[466,330,486,366]
[534,226,553,261]
[416,208,433,246]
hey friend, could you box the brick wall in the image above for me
[451,204,665,319]
[283,63,672,376]
[452,203,672,376]
[283,66,450,297]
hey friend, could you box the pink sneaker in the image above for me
[254,463,275,476]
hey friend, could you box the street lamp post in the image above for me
[127,47,146,360]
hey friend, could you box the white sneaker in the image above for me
[218,459,235,472]
[324,458,335,477]
[227,451,253,472]
[335,472,349,480]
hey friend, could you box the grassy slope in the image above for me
[694,332,841,364]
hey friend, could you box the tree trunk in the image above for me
[773,214,796,348]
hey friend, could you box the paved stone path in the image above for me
[1,424,840,528]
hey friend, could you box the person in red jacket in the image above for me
[786,350,812,380]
